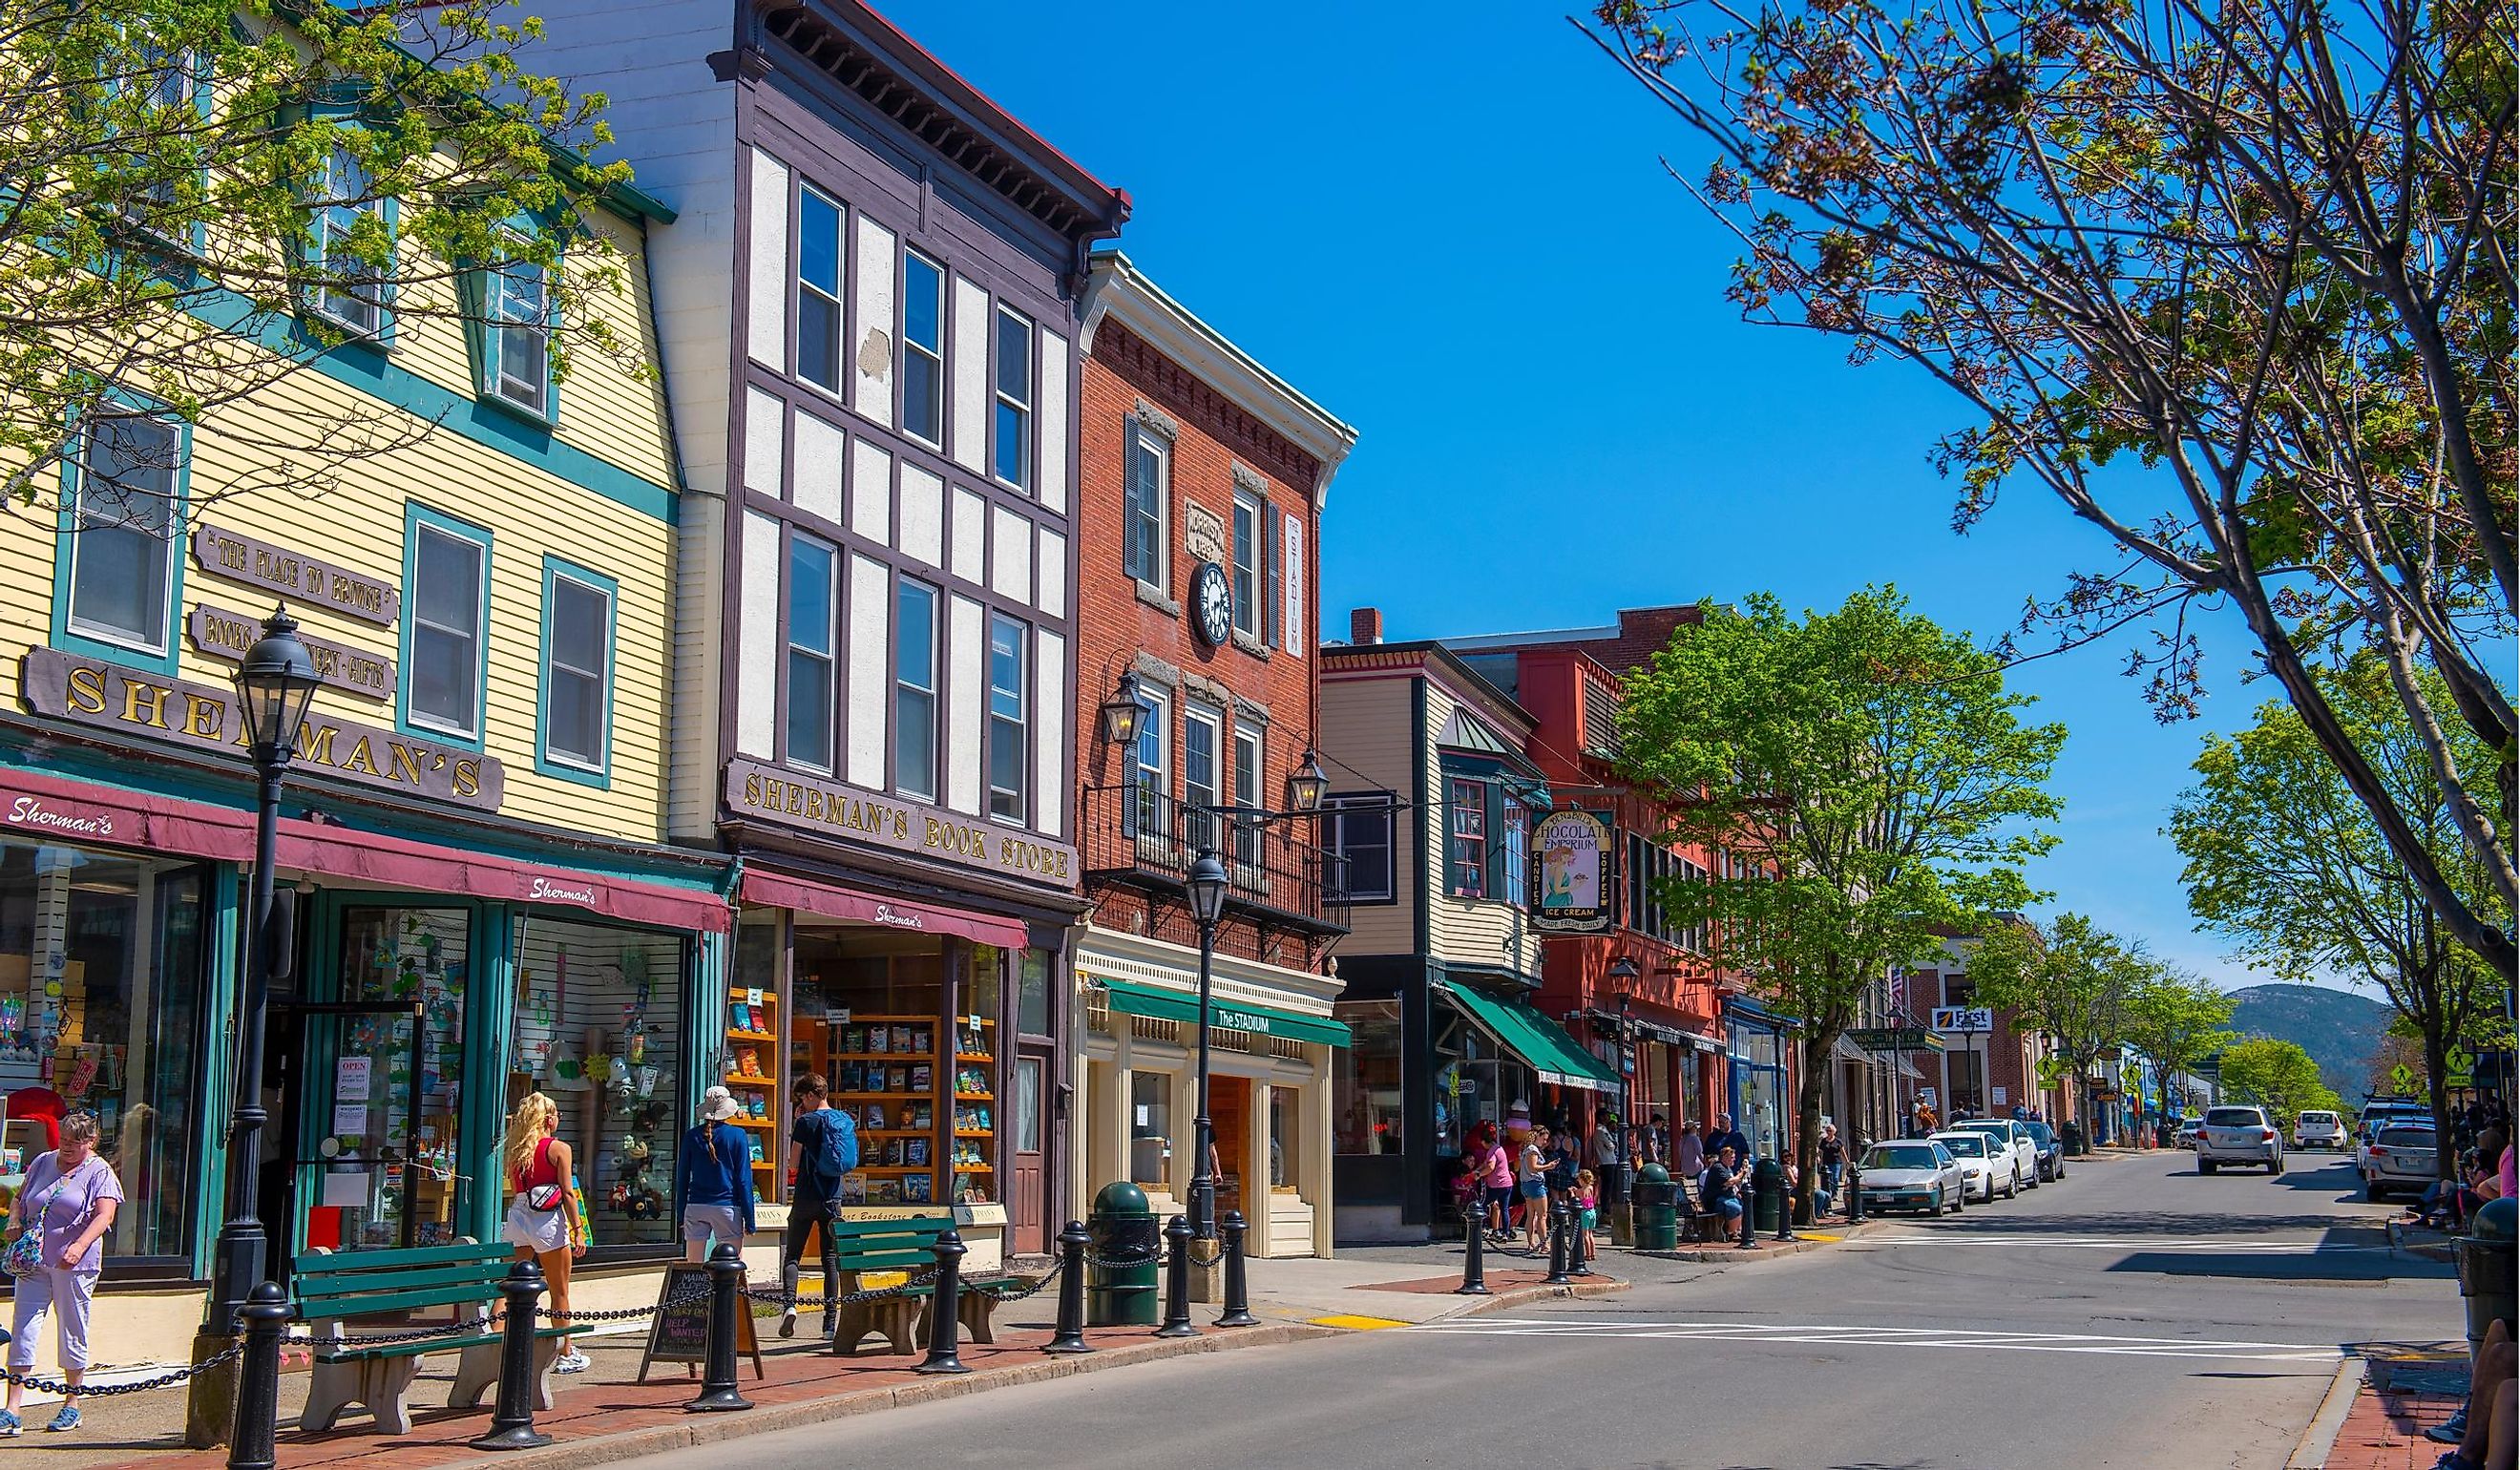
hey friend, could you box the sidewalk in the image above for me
[2295,1349,2468,1470]
[32,1253,1625,1470]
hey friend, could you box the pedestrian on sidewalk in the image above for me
[1468,1122,1514,1243]
[677,1086,758,1263]
[1817,1123,1844,1214]
[1706,1113,1751,1170]
[1,1111,120,1436]
[779,1074,857,1339]
[500,1093,589,1376]
[1573,1169,1600,1266]
[1638,1112,1670,1167]
[1518,1126,1553,1253]
[1590,1110,1628,1211]
[2426,1315,2514,1470]
[1674,1117,1706,1182]
[1698,1144,1754,1250]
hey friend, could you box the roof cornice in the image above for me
[1080,250,1358,507]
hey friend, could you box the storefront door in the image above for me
[1006,949,1052,1254]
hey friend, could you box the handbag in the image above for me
[524,1183,564,1212]
[4,1166,76,1279]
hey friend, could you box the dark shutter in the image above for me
[1122,416,1145,580]
[1264,502,1283,647]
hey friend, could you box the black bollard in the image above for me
[1153,1214,1197,1338]
[470,1258,554,1451]
[1457,1195,1491,1295]
[1774,1176,1797,1242]
[1045,1220,1093,1354]
[1544,1195,1574,1286]
[916,1228,973,1375]
[1848,1158,1865,1224]
[684,1243,754,1412]
[1215,1211,1258,1328]
[223,1282,289,1470]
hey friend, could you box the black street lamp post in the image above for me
[212,607,321,1331]
[1184,850,1228,1240]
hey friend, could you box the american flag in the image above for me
[1888,968,1908,1018]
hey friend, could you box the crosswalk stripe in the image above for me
[1858,1230,2383,1254]
[1411,1317,2344,1362]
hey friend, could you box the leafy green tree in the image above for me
[2172,656,2505,1178]
[1585,0,2517,978]
[1,0,640,513]
[1964,914,2139,1135]
[2217,1038,2343,1124]
[2120,967,2238,1128]
[1617,586,2064,1225]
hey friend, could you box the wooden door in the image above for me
[1007,1046,1048,1252]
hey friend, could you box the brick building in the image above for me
[1906,926,2072,1126]
[1067,250,1357,1255]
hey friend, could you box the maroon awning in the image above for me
[739,869,1030,950]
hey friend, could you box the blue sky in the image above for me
[892,1,2322,993]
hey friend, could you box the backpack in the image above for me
[811,1105,859,1179]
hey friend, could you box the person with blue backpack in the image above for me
[778,1072,858,1339]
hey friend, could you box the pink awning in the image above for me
[0,766,731,934]
[739,869,1031,950]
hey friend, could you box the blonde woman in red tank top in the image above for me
[500,1093,588,1372]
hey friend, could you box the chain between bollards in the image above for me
[1215,1210,1257,1328]
[685,1243,753,1412]
[470,1258,554,1452]
[1045,1220,1093,1354]
[1153,1214,1197,1338]
[1458,1195,1491,1294]
[915,1228,972,1375]
[1543,1193,1574,1286]
[221,1282,289,1470]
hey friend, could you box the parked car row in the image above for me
[1856,1118,2065,1215]
[2354,1099,2442,1201]
[2172,1098,2447,1201]
[2194,1105,2286,1174]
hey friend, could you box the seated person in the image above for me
[2430,1316,2515,1470]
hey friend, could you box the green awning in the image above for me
[1437,981,1620,1093]
[1094,977,1352,1047]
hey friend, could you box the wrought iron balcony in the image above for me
[1080,785,1351,934]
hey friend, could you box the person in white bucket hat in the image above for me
[675,1085,757,1265]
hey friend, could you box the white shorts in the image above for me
[502,1201,570,1253]
[682,1205,746,1250]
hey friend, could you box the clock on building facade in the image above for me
[1190,560,1232,648]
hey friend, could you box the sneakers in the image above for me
[2429,1452,2478,1470]
[44,1404,79,1433]
[552,1351,591,1375]
[820,1309,835,1339]
[777,1306,798,1338]
[2426,1410,2469,1445]
[0,1408,20,1437]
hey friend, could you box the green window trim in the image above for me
[397,501,493,750]
[535,556,616,788]
[291,98,401,349]
[51,399,191,676]
[461,220,562,429]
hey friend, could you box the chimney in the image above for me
[1350,607,1384,645]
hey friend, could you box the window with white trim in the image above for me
[1447,778,1487,899]
[409,522,486,738]
[316,143,385,334]
[1129,684,1168,839]
[1502,797,1529,907]
[902,252,943,443]
[786,536,836,771]
[893,578,938,801]
[66,414,179,654]
[1230,490,1263,639]
[993,306,1032,489]
[1184,704,1220,852]
[487,243,552,415]
[797,186,843,393]
[1230,719,1262,868]
[986,612,1027,822]
[1124,425,1167,587]
[542,570,612,771]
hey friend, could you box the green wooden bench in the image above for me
[294,1243,567,1434]
[823,1218,1021,1356]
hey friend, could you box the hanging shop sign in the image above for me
[1930,1006,1995,1033]
[1529,808,1612,934]
[22,649,503,810]
[1848,1026,1945,1053]
[724,758,1078,892]
[189,522,402,626]
[189,603,394,701]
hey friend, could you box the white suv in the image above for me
[2197,1105,2285,1175]
[2294,1110,2346,1151]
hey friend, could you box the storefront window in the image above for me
[510,914,687,1250]
[327,905,471,1249]
[1332,999,1403,1156]
[1129,1070,1171,1186]
[0,842,207,1262]
[1731,1027,1785,1162]
[1016,948,1051,1038]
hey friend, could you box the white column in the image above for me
[1247,1082,1273,1256]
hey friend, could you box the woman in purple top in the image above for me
[3,1110,122,1435]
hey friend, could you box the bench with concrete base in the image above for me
[823,1218,1019,1356]
[294,1243,567,1435]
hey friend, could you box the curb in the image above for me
[1448,1275,1630,1318]
[445,1323,1338,1470]
[2285,1356,2366,1469]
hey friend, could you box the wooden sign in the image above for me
[189,603,394,701]
[635,1262,765,1382]
[189,522,402,626]
[724,758,1079,891]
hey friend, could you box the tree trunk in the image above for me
[2423,1018,2456,1186]
[1791,1026,1836,1227]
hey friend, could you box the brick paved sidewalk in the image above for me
[2316,1357,2468,1470]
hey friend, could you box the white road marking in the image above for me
[1858,1230,2384,1253]
[1411,1317,2343,1362]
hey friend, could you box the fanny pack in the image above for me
[524,1183,564,1212]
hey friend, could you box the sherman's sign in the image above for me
[190,522,402,626]
[189,604,394,701]
[724,759,1077,891]
[23,649,502,810]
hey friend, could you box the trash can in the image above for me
[1751,1157,1787,1235]
[1087,1180,1161,1327]
[2061,1121,2087,1157]
[1631,1165,1678,1250]
[2459,1197,2517,1356]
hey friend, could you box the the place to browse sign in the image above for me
[190,521,403,626]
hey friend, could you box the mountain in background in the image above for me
[2225,984,2393,1101]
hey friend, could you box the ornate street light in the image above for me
[1101,669,1144,747]
[1184,848,1231,1239]
[1286,749,1329,813]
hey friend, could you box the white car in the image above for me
[2197,1105,2285,1174]
[2294,1110,2346,1151]
[1930,1130,2014,1202]
[2362,1124,2441,1201]
[1858,1140,1968,1215]
[2174,1117,2203,1148]
[1942,1118,2037,1193]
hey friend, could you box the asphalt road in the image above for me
[629,1148,2462,1470]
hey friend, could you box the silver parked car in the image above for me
[2197,1105,2285,1174]
[1858,1140,1967,1216]
[2362,1124,2441,1201]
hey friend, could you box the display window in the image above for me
[322,904,472,1249]
[1333,999,1403,1156]
[0,840,209,1265]
[509,914,688,1250]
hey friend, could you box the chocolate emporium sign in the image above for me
[22,649,502,810]
[724,758,1077,891]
